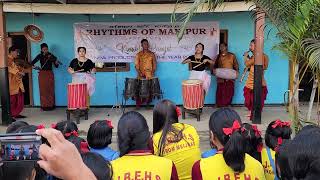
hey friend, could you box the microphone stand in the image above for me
[107,61,123,116]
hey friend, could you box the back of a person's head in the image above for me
[265,119,292,151]
[1,161,37,180]
[241,123,263,162]
[209,108,245,172]
[289,127,320,179]
[153,99,181,156]
[68,136,89,153]
[81,152,112,180]
[6,121,29,133]
[117,111,150,156]
[15,125,38,133]
[153,99,179,133]
[54,121,78,138]
[87,120,113,149]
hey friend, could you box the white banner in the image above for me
[74,22,219,62]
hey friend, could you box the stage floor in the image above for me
[0,105,318,151]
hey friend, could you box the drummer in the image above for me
[134,39,157,107]
[68,47,96,107]
[213,43,239,107]
[182,43,214,95]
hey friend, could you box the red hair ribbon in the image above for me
[65,130,79,138]
[37,124,45,129]
[80,142,90,153]
[106,120,113,128]
[257,143,263,153]
[252,125,262,137]
[275,137,283,152]
[51,123,57,129]
[176,107,181,117]
[272,119,291,129]
[222,120,241,136]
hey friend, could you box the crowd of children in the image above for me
[0,99,319,180]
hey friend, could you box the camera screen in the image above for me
[0,134,41,162]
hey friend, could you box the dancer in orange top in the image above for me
[243,39,269,120]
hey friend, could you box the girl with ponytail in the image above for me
[261,119,292,180]
[112,111,178,180]
[192,108,265,180]
[152,99,201,180]
[241,123,263,162]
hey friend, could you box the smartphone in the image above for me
[0,133,42,162]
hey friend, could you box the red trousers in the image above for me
[216,80,234,107]
[243,86,268,119]
[10,90,24,117]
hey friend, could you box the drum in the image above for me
[182,80,204,110]
[214,68,238,80]
[67,83,88,110]
[151,77,161,99]
[72,73,96,96]
[139,79,151,98]
[124,78,138,99]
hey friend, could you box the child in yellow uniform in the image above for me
[192,108,266,180]
[152,99,201,180]
[112,111,179,180]
[261,120,291,180]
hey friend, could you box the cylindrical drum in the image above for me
[182,80,204,110]
[139,79,151,98]
[124,78,138,99]
[67,83,88,110]
[150,77,161,98]
[215,68,238,80]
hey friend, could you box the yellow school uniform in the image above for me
[199,154,266,180]
[112,151,173,180]
[261,147,277,180]
[153,123,201,180]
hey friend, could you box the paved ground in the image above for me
[0,104,319,151]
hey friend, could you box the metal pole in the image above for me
[0,2,12,124]
[252,9,265,124]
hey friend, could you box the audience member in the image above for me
[153,99,201,180]
[87,120,119,161]
[112,111,178,180]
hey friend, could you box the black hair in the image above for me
[209,108,245,172]
[9,46,19,53]
[117,111,150,156]
[81,152,113,180]
[68,136,89,153]
[54,121,78,138]
[77,47,86,53]
[220,42,228,47]
[241,123,263,162]
[1,161,37,180]
[153,99,181,156]
[265,120,292,151]
[15,125,38,133]
[40,43,48,49]
[277,127,320,179]
[6,121,29,133]
[141,39,148,44]
[87,120,113,149]
[251,39,255,43]
[195,43,205,52]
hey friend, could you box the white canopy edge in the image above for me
[3,2,254,14]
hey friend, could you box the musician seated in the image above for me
[134,39,157,107]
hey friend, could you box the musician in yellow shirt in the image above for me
[243,39,269,120]
[152,99,201,180]
[192,108,266,180]
[112,111,178,180]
